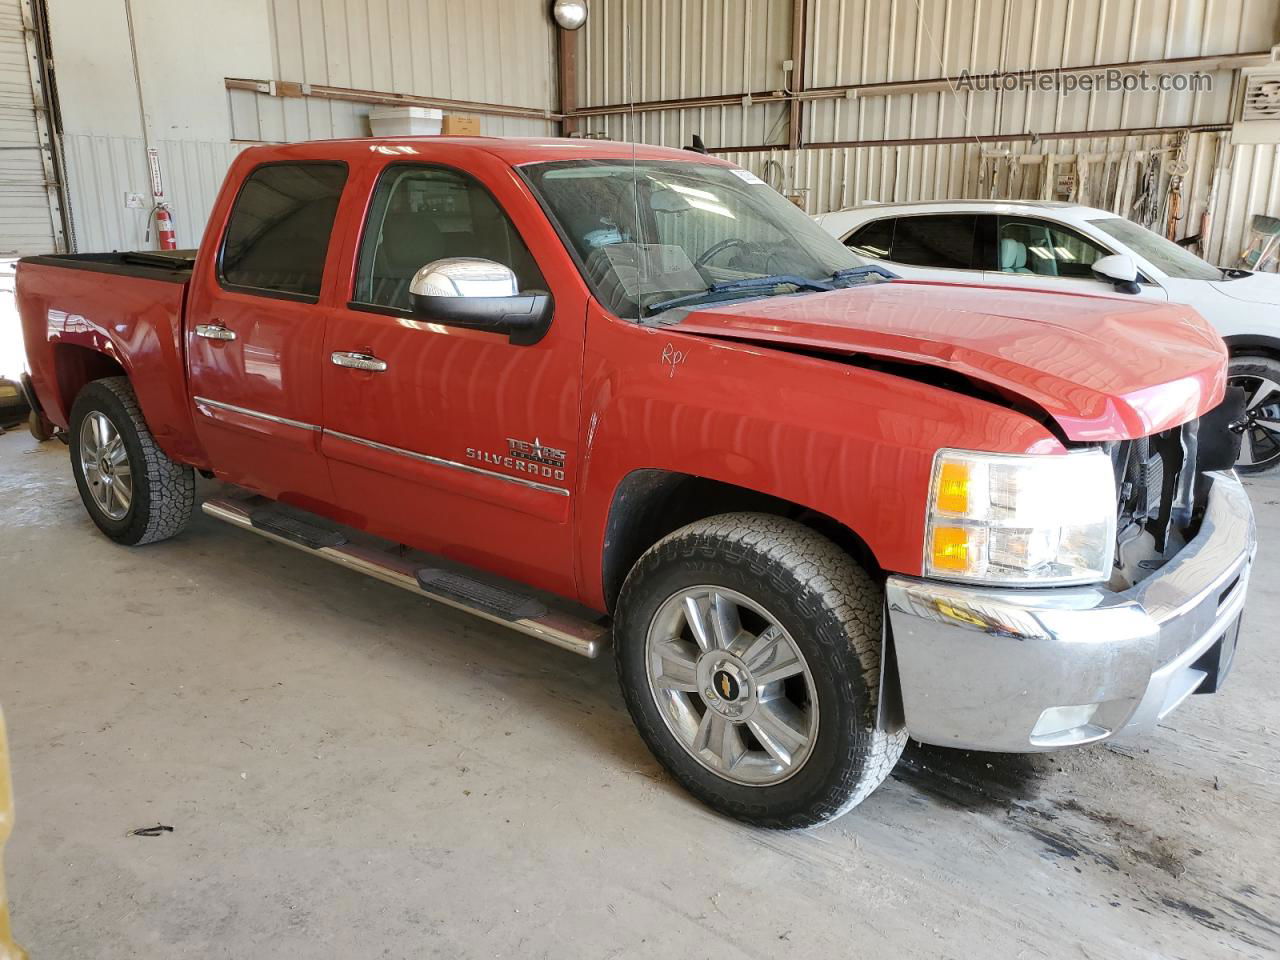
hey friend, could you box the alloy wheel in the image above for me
[1230,373,1280,471]
[79,410,133,520]
[645,586,819,786]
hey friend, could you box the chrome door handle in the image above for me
[331,351,388,372]
[195,322,236,341]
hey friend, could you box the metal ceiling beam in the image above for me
[557,23,578,136]
[225,78,561,123]
[565,50,1272,121]
[787,0,808,151]
[706,121,1234,155]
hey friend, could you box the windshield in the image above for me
[1088,217,1222,281]
[521,159,862,318]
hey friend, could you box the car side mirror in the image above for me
[409,258,552,346]
[1091,253,1141,295]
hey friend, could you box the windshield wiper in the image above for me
[830,264,899,285]
[645,274,835,315]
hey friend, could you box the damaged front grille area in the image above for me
[1104,388,1246,590]
[1107,420,1200,588]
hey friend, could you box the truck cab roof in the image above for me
[237,135,729,169]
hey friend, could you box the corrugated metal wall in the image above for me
[0,0,60,255]
[61,134,247,251]
[229,0,558,141]
[54,0,557,252]
[572,0,1280,267]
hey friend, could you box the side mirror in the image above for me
[410,258,552,346]
[1091,253,1141,295]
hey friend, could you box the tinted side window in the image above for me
[845,218,893,258]
[891,215,977,269]
[220,163,347,299]
[997,216,1107,278]
[353,164,544,311]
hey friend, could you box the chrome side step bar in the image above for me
[201,498,609,658]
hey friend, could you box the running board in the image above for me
[201,497,608,658]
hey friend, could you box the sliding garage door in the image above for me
[0,0,63,255]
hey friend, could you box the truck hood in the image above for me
[675,280,1227,442]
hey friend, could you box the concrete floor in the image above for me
[1,426,1279,959]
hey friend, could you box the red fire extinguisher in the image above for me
[152,203,177,251]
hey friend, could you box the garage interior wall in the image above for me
[227,0,558,143]
[48,0,272,251]
[0,0,64,257]
[46,0,556,253]
[568,0,1280,268]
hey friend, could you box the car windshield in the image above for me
[521,159,863,318]
[1088,217,1223,281]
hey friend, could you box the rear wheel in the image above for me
[1228,355,1280,474]
[69,377,195,545]
[28,410,54,442]
[615,513,905,829]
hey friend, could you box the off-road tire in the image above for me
[615,513,906,829]
[69,377,195,545]
[1229,354,1280,475]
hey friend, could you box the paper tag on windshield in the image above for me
[729,168,766,185]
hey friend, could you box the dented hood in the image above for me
[675,280,1227,441]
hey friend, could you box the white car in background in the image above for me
[815,200,1280,472]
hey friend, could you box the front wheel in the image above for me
[1229,355,1280,474]
[614,513,905,829]
[68,377,195,545]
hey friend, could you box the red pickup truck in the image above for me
[18,137,1256,828]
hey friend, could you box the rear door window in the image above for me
[844,218,894,258]
[890,215,978,269]
[219,162,348,301]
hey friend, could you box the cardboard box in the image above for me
[442,114,481,136]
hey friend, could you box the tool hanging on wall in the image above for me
[1162,132,1190,241]
[1195,133,1228,259]
[1131,153,1162,229]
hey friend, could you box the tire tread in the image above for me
[616,512,907,829]
[73,377,195,544]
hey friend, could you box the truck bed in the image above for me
[19,249,197,284]
[16,250,204,465]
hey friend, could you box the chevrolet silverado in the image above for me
[18,137,1255,828]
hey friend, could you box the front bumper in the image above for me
[885,471,1256,752]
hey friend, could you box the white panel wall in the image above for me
[50,0,557,252]
[48,0,272,249]
[228,0,557,141]
[573,0,1280,267]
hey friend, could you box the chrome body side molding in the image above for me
[325,429,571,497]
[192,396,320,432]
[191,398,570,497]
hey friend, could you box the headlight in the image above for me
[925,448,1116,586]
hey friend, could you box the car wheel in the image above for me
[614,513,906,829]
[68,377,195,545]
[28,410,54,442]
[1229,355,1280,474]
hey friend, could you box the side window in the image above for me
[353,164,545,311]
[845,218,894,258]
[219,163,347,299]
[997,216,1108,278]
[891,215,977,269]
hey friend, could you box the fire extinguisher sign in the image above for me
[147,147,164,201]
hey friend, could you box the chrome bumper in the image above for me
[885,472,1256,752]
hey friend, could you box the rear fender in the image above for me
[15,260,209,468]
